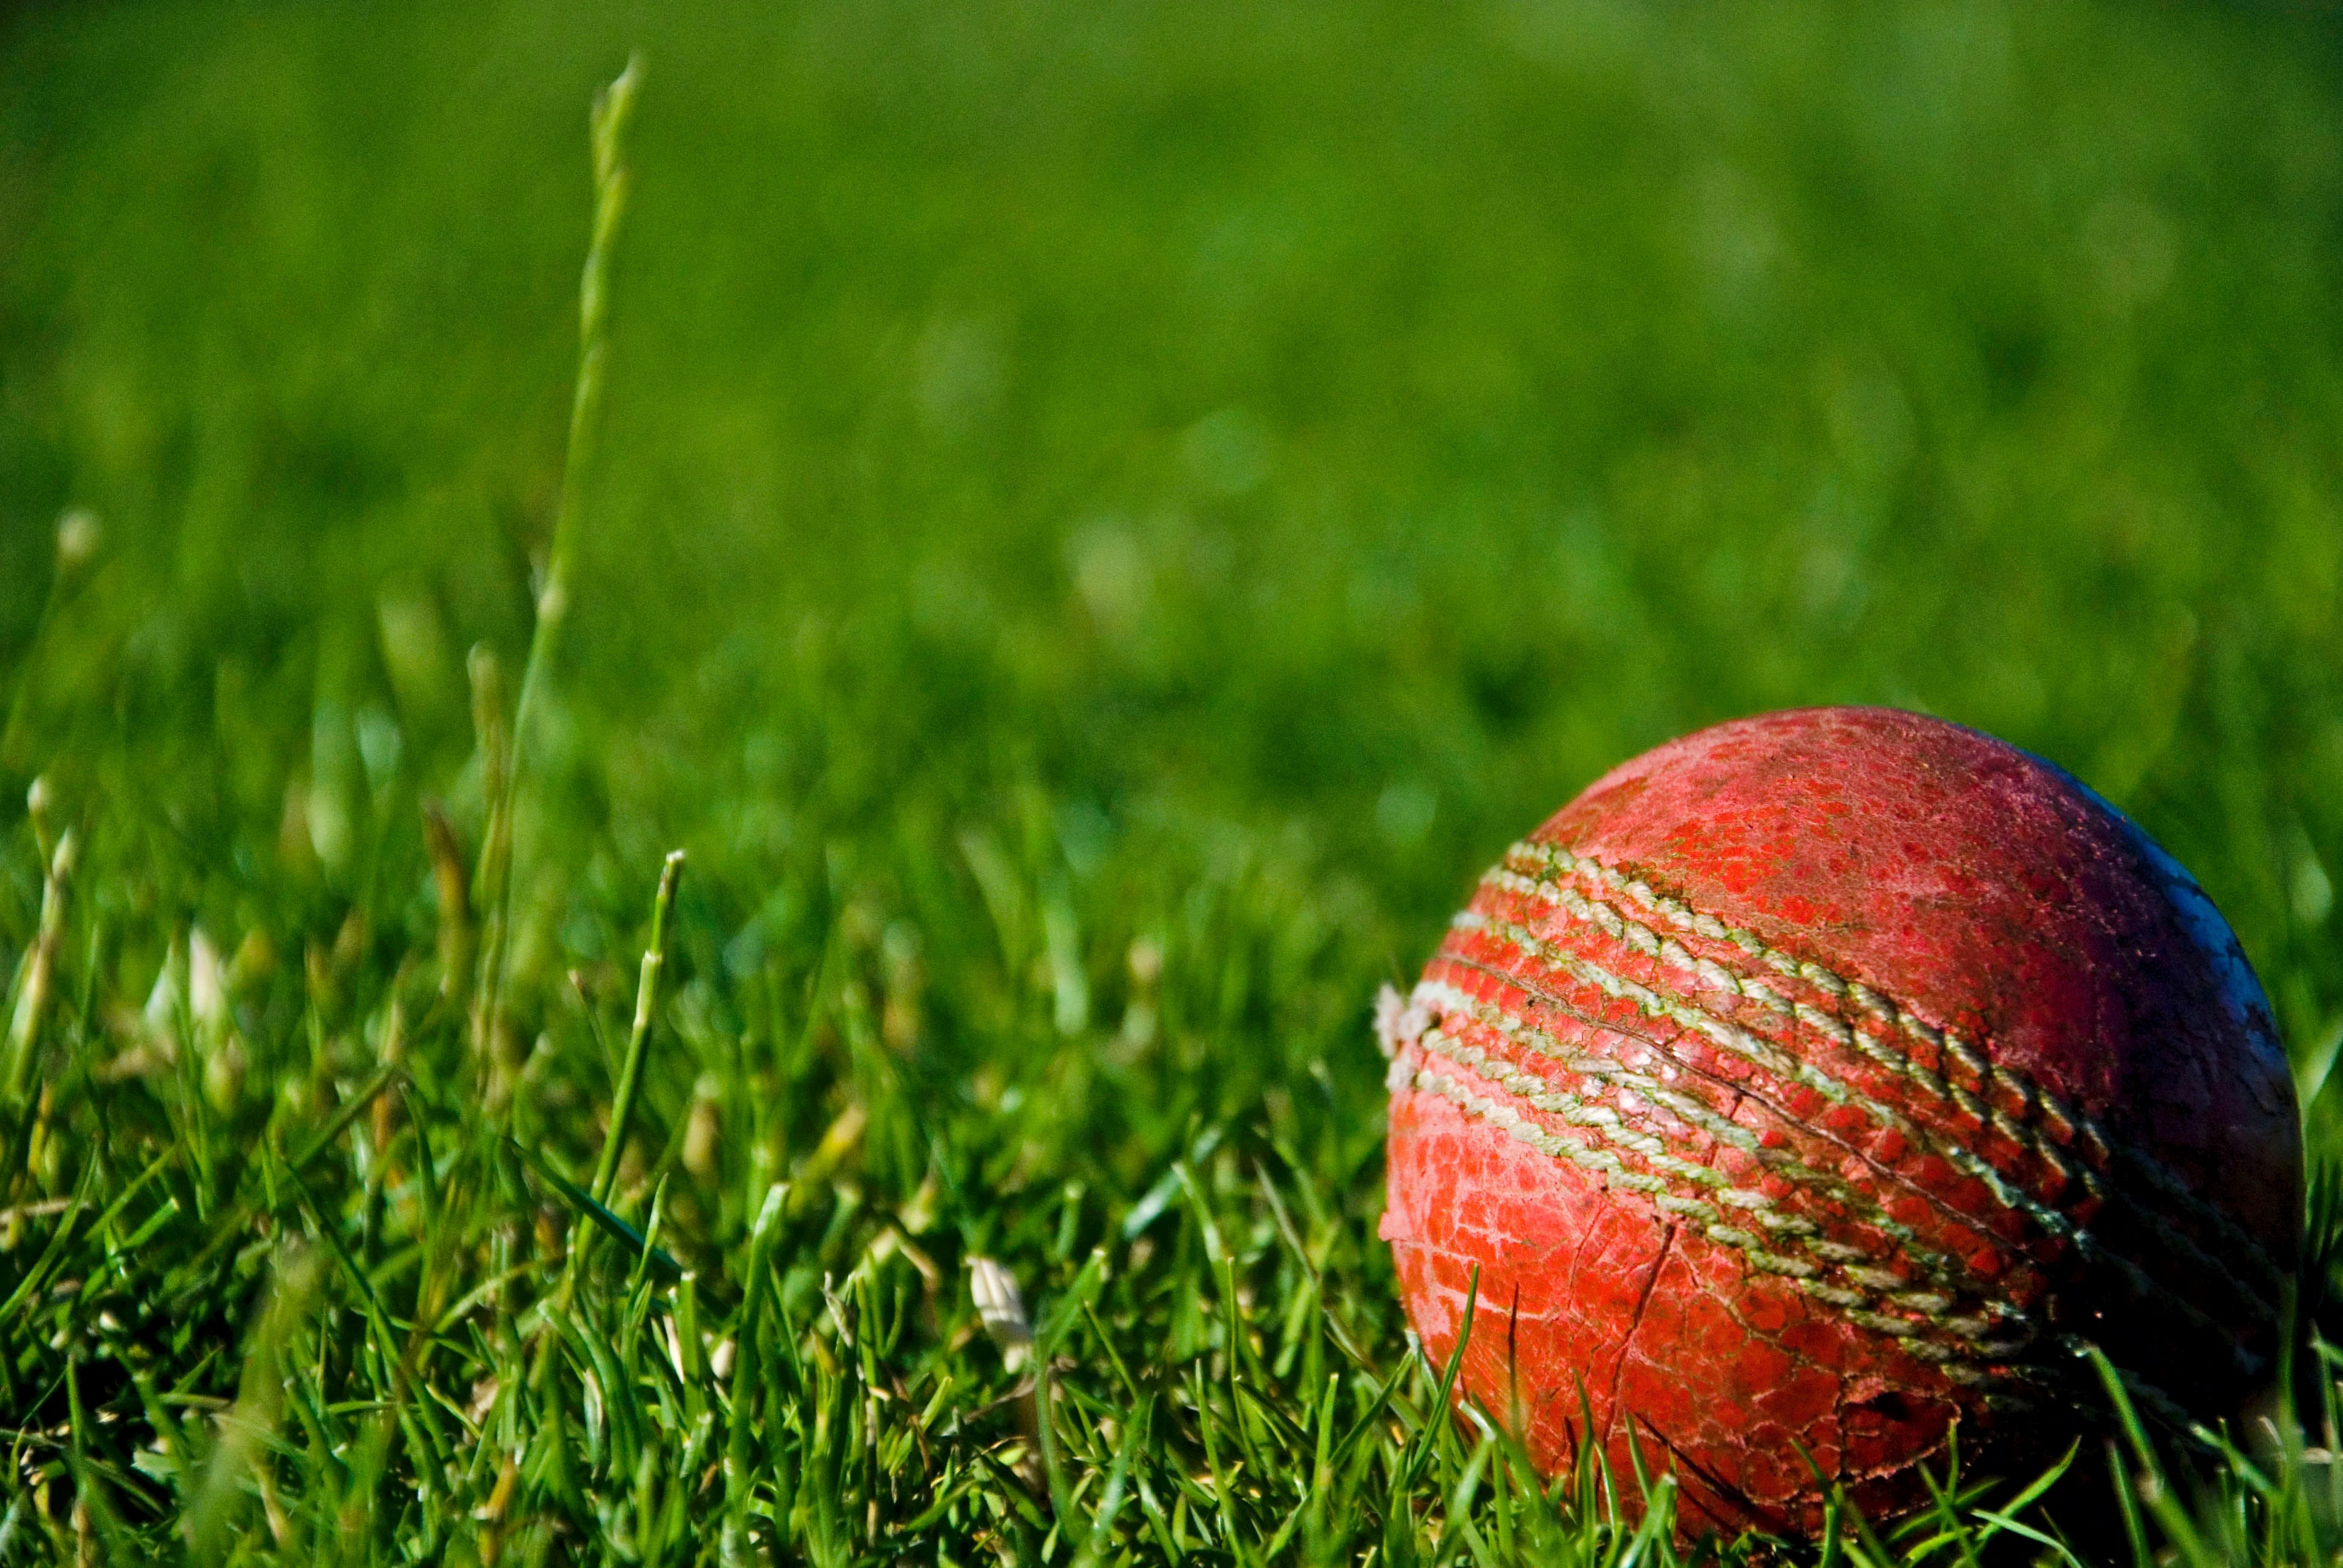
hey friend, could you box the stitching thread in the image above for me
[1502,840,2284,1301]
[1446,902,2264,1377]
[1413,973,1992,1301]
[1398,1042,2207,1423]
[1397,1054,2013,1381]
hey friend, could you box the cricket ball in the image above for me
[1378,707,2299,1537]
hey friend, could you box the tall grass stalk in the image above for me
[474,53,643,1059]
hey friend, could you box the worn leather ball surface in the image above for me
[1378,707,2300,1537]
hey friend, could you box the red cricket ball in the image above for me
[1379,707,2300,1537]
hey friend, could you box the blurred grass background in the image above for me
[2,0,2343,1558]
[5,1,2340,1015]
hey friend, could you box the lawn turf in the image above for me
[3,0,2343,1561]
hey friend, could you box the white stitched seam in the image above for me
[1491,844,2286,1310]
[1396,1053,2011,1375]
[1395,1044,2209,1423]
[1411,973,1988,1299]
[1457,905,2266,1372]
[1506,840,2280,1285]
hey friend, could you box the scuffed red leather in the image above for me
[1381,707,2301,1538]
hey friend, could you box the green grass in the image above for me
[3,0,2343,1560]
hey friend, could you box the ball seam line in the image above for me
[1411,972,1995,1302]
[1422,952,2040,1296]
[1484,858,2286,1325]
[1490,843,2277,1312]
[1496,842,2286,1305]
[1451,904,2267,1373]
[1395,1044,2210,1422]
[1405,1026,2024,1347]
[1394,1051,2010,1379]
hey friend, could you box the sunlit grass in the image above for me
[3,1,2343,1560]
